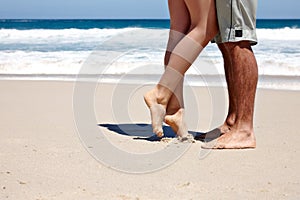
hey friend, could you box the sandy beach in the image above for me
[1,80,300,199]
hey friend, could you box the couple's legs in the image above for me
[144,0,218,138]
[144,0,258,148]
[202,41,258,149]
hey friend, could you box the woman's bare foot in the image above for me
[164,108,194,142]
[144,89,167,137]
[164,108,188,137]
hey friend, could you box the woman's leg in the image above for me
[144,0,218,137]
[164,0,190,116]
[163,0,191,139]
[143,0,190,137]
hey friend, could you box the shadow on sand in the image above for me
[98,123,219,142]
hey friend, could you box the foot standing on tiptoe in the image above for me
[144,0,218,138]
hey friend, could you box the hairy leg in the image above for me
[202,41,258,149]
[219,42,236,134]
[144,0,218,137]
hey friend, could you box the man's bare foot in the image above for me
[144,89,166,137]
[219,123,231,134]
[201,128,256,149]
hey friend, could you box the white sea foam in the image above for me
[1,27,299,45]
[0,27,299,90]
[0,28,136,45]
[256,27,300,41]
[0,51,88,74]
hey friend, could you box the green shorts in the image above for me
[213,0,258,45]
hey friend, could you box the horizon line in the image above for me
[0,18,300,20]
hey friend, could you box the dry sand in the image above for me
[0,80,299,199]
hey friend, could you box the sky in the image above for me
[0,0,299,19]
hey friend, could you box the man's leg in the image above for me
[203,41,258,149]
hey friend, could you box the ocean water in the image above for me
[0,19,300,90]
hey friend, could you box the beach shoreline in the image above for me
[0,74,299,91]
[0,80,299,199]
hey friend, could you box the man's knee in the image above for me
[218,41,252,55]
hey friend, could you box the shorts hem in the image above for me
[213,28,258,45]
